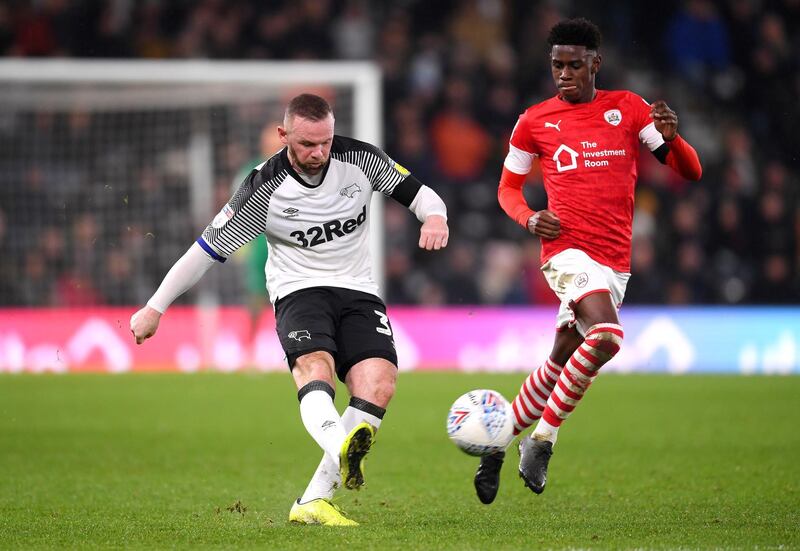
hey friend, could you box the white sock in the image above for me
[298,457,341,504]
[341,404,383,433]
[298,385,347,468]
[300,399,385,503]
[532,416,559,445]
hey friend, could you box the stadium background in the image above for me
[0,2,798,549]
[0,0,797,374]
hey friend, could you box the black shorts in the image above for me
[274,286,398,382]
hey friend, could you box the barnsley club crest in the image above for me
[604,109,622,126]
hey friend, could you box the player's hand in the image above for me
[527,210,561,239]
[419,214,449,250]
[650,100,678,141]
[130,305,162,345]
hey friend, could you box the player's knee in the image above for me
[552,327,584,365]
[584,323,624,363]
[292,350,336,385]
[357,368,396,409]
[371,369,397,407]
[346,358,397,407]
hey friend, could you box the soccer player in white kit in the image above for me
[131,94,449,525]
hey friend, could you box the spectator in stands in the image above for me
[20,252,55,306]
[664,0,731,86]
[429,78,492,184]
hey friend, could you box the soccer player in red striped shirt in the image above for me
[474,18,702,504]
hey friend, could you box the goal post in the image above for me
[0,59,384,307]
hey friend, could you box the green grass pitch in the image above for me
[1,372,798,550]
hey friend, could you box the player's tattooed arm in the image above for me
[527,210,561,240]
[650,100,678,141]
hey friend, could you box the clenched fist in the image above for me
[650,100,678,141]
[130,305,162,345]
[527,210,561,240]
[419,214,449,250]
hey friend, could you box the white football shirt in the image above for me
[199,135,419,303]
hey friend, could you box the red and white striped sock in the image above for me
[510,358,565,435]
[534,323,624,444]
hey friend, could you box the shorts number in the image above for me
[374,310,392,336]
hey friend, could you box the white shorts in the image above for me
[541,248,630,336]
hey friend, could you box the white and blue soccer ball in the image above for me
[446,389,515,456]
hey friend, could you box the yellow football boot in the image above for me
[339,422,375,490]
[288,498,358,526]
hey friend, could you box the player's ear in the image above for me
[277,126,288,145]
[591,54,602,74]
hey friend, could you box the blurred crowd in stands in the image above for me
[0,0,797,306]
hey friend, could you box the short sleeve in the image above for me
[336,138,409,196]
[509,113,537,155]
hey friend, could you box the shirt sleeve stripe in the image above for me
[196,237,227,263]
[332,150,405,196]
[200,170,287,257]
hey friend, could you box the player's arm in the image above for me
[130,242,217,344]
[388,174,449,250]
[498,145,561,239]
[364,140,449,250]
[130,169,267,344]
[648,100,702,181]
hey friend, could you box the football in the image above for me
[446,389,515,456]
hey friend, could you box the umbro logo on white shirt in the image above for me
[283,207,300,218]
[545,120,562,131]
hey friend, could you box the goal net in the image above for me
[0,59,382,308]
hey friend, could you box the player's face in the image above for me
[550,45,601,104]
[279,114,334,175]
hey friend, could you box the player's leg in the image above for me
[342,358,395,443]
[278,288,371,526]
[299,358,394,503]
[292,350,350,464]
[520,293,625,494]
[275,288,349,464]
[298,289,395,510]
[509,325,583,435]
[336,289,398,439]
[518,249,627,494]
[474,325,582,504]
[289,350,368,526]
[531,293,622,445]
[340,358,395,489]
[315,289,398,493]
[334,290,397,490]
